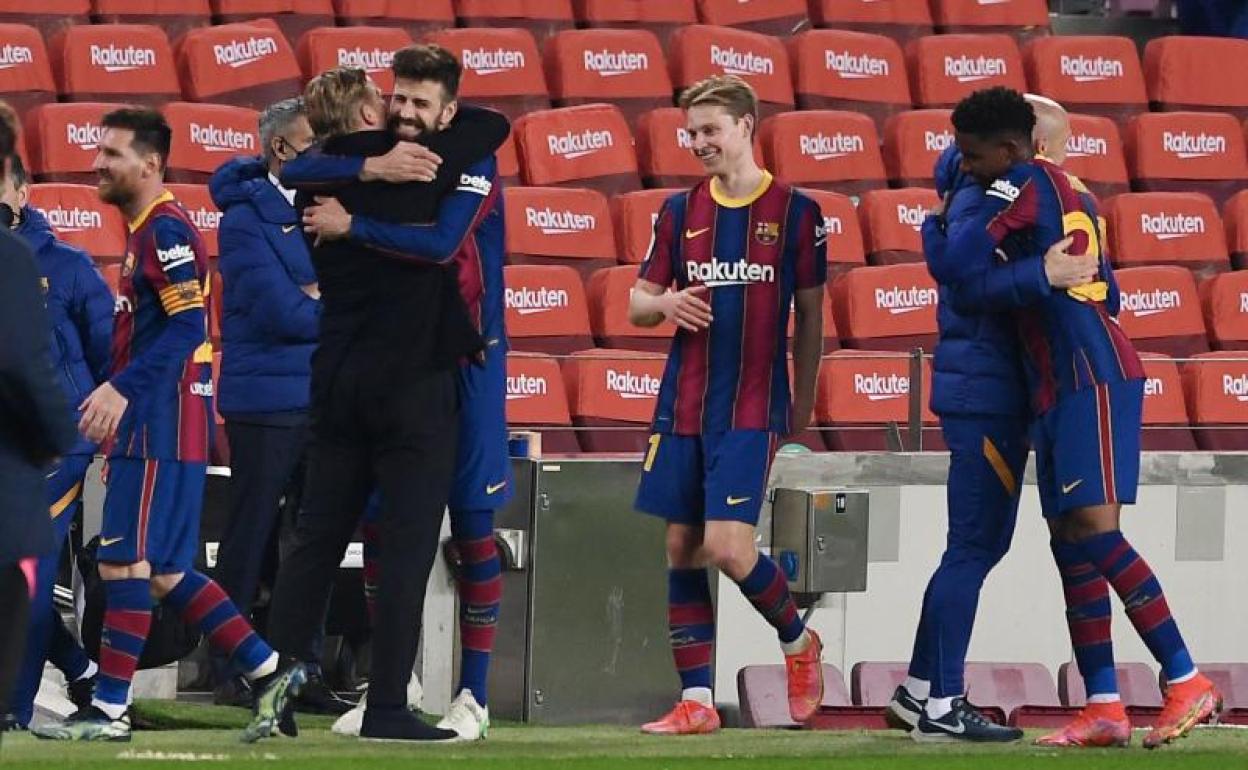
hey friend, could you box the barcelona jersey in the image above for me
[638,172,826,436]
[109,190,214,462]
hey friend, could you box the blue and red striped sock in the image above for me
[1079,530,1195,682]
[451,509,501,706]
[669,568,715,693]
[94,578,151,712]
[163,571,274,679]
[736,554,805,645]
[1051,540,1118,699]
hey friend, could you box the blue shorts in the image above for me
[1033,379,1143,518]
[449,344,513,512]
[634,430,778,526]
[99,458,207,573]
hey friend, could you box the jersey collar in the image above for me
[128,189,175,233]
[710,170,773,208]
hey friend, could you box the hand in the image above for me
[300,282,320,300]
[304,196,351,246]
[361,142,441,183]
[1043,237,1099,289]
[78,382,128,443]
[659,286,713,332]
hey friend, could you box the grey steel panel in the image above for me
[486,459,537,722]
[771,488,869,594]
[1175,486,1227,562]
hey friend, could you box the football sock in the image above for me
[95,578,151,714]
[736,554,805,645]
[162,571,275,680]
[451,509,501,707]
[1051,539,1118,699]
[48,610,93,682]
[681,687,714,708]
[668,568,715,692]
[926,696,955,719]
[903,676,930,700]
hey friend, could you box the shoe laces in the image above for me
[953,700,992,727]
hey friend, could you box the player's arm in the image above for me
[420,105,510,180]
[790,198,828,435]
[281,142,439,188]
[72,252,118,386]
[628,198,712,330]
[219,212,320,342]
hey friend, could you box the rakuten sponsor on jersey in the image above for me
[42,207,101,232]
[506,374,548,399]
[1162,131,1226,158]
[1224,373,1248,400]
[686,259,776,286]
[0,44,33,69]
[337,47,393,71]
[1121,289,1180,316]
[506,287,569,315]
[874,286,937,314]
[1066,133,1108,158]
[1140,212,1205,240]
[1058,55,1124,82]
[525,206,596,235]
[710,45,773,76]
[943,56,1007,83]
[67,122,105,150]
[583,49,649,76]
[462,47,524,74]
[191,123,255,153]
[190,381,214,397]
[925,130,954,153]
[800,133,864,160]
[213,37,278,68]
[606,368,661,399]
[897,204,928,230]
[853,372,910,401]
[824,50,889,79]
[547,129,614,160]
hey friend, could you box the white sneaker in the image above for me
[436,690,489,741]
[331,673,424,737]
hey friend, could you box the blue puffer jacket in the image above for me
[210,156,321,416]
[17,206,113,456]
[923,147,1049,418]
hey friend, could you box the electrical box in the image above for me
[770,488,870,595]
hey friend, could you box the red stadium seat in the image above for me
[24,102,125,184]
[165,102,260,184]
[504,185,617,280]
[1114,266,1209,358]
[1201,270,1248,351]
[738,664,859,729]
[453,0,574,49]
[930,0,1049,42]
[694,0,808,37]
[799,188,866,277]
[166,183,221,258]
[830,263,938,352]
[1063,114,1130,202]
[669,25,794,120]
[587,265,672,352]
[543,29,671,127]
[611,188,680,265]
[963,662,1060,722]
[1138,353,1197,450]
[93,0,212,43]
[882,109,953,188]
[1125,111,1248,208]
[850,661,909,706]
[816,349,938,451]
[1144,36,1248,121]
[497,130,519,185]
[906,34,1026,109]
[1226,190,1248,270]
[514,103,640,196]
[1182,352,1248,450]
[759,110,885,197]
[99,261,122,296]
[561,348,664,452]
[788,30,911,134]
[0,0,87,40]
[636,108,765,189]
[296,26,412,92]
[1194,663,1248,711]
[857,188,939,265]
[332,0,455,38]
[49,24,179,106]
[211,0,334,48]
[1104,192,1229,275]
[571,0,696,47]
[28,183,128,262]
[1024,36,1147,131]
[0,25,56,120]
[1058,661,1163,709]
[505,352,581,452]
[503,264,594,354]
[177,20,303,110]
[429,27,549,122]
[808,1,933,47]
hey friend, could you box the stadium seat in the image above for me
[296,26,412,92]
[177,20,303,110]
[930,0,1049,42]
[808,0,933,47]
[513,103,640,196]
[212,0,334,48]
[0,0,87,40]
[694,0,808,37]
[1201,270,1248,350]
[636,107,765,189]
[452,0,575,49]
[1193,663,1248,711]
[1181,351,1248,450]
[1023,36,1147,131]
[571,0,696,47]
[882,109,953,188]
[1062,114,1130,202]
[1058,661,1164,709]
[849,661,908,707]
[1144,36,1248,121]
[1137,353,1197,450]
[164,102,260,184]
[93,0,212,42]
[502,264,594,354]
[503,185,617,279]
[963,662,1061,723]
[830,263,938,351]
[428,27,549,121]
[24,102,125,184]
[332,0,455,38]
[738,664,864,729]
[587,265,672,351]
[857,187,939,265]
[759,110,885,197]
[788,30,911,135]
[543,29,671,127]
[505,352,581,453]
[610,188,681,265]
[0,25,56,120]
[166,183,221,258]
[816,349,938,451]
[1114,266,1209,358]
[669,25,794,120]
[906,34,1026,109]
[49,24,179,106]
[1125,111,1248,208]
[99,261,122,296]
[497,130,519,186]
[798,188,866,276]
[1226,190,1248,270]
[1105,192,1229,275]
[28,183,128,262]
[561,348,665,452]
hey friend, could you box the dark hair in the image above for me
[0,101,16,157]
[391,44,461,100]
[101,107,172,169]
[951,87,1035,143]
[4,152,27,189]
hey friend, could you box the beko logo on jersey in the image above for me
[1121,288,1180,317]
[462,47,525,75]
[67,122,105,151]
[606,369,660,399]
[987,178,1021,202]
[1059,55,1125,82]
[686,259,775,287]
[710,45,773,76]
[506,286,569,315]
[925,130,954,153]
[191,123,255,153]
[0,44,34,70]
[1143,377,1164,397]
[853,372,910,401]
[157,243,196,271]
[41,206,101,232]
[897,204,929,231]
[213,37,279,68]
[337,47,393,71]
[824,50,889,79]
[1140,212,1206,240]
[943,55,1007,83]
[1163,131,1226,159]
[875,286,937,314]
[90,44,157,73]
[1066,133,1108,158]
[187,207,222,231]
[190,381,214,397]
[584,49,649,77]
[547,129,614,160]
[506,374,548,400]
[1224,374,1248,402]
[800,133,864,160]
[525,206,596,234]
[458,173,493,196]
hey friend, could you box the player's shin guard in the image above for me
[162,571,275,679]
[1051,540,1118,698]
[451,509,501,706]
[1078,531,1195,681]
[737,554,805,645]
[668,568,715,693]
[95,578,152,712]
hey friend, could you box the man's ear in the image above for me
[439,99,459,132]
[15,182,28,209]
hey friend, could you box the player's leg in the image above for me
[0,561,33,735]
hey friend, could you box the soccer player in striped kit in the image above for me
[629,76,826,735]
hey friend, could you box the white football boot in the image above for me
[436,689,489,741]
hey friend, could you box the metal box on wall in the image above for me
[770,488,869,594]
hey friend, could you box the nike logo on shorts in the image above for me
[1062,479,1083,494]
[100,536,124,547]
[726,496,751,506]
[486,481,507,495]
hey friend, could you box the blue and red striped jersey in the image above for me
[109,190,214,462]
[638,172,827,436]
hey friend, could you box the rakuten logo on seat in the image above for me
[186,206,222,232]
[463,47,525,75]
[506,374,549,400]
[66,122,105,151]
[606,368,660,399]
[525,206,596,235]
[1162,131,1226,160]
[1066,133,1108,158]
[800,133,864,160]
[822,216,845,236]
[0,44,34,70]
[710,45,773,76]
[686,259,775,287]
[824,50,889,79]
[853,372,910,401]
[1140,212,1206,241]
[943,55,1007,83]
[337,47,393,72]
[1241,292,1248,313]
[190,123,256,153]
[213,37,279,68]
[1121,288,1180,317]
[40,206,102,232]
[547,129,614,160]
[925,130,954,153]
[1059,55,1125,82]
[1144,377,1164,397]
[1223,373,1248,401]
[90,45,156,73]
[583,49,649,77]
[875,285,937,314]
[897,204,929,231]
[506,286,570,316]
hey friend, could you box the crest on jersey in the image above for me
[121,252,136,277]
[754,221,780,245]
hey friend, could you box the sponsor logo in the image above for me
[0,44,34,70]
[726,496,752,506]
[686,259,776,287]
[506,286,569,316]
[186,206,221,232]
[676,127,693,149]
[190,381,214,397]
[897,203,929,231]
[1144,377,1164,397]
[583,49,649,77]
[506,374,548,399]
[337,46,393,72]
[114,295,132,315]
[853,372,910,401]
[606,368,661,399]
[874,285,938,315]
[486,481,507,494]
[824,50,890,79]
[213,36,279,68]
[943,55,1007,83]
[66,122,105,151]
[282,224,298,234]
[1226,373,1248,401]
[40,206,102,232]
[925,129,955,153]
[1059,55,1125,83]
[800,132,864,160]
[157,243,196,271]
[1121,288,1181,317]
[821,217,845,237]
[1162,131,1226,160]
[1066,133,1108,158]
[685,227,710,240]
[1140,212,1206,241]
[987,177,1021,202]
[710,44,774,76]
[462,47,525,75]
[457,172,493,196]
[525,206,596,235]
[190,122,255,153]
[547,128,614,161]
[99,536,124,547]
[90,44,157,73]
[1241,292,1248,313]
[1062,479,1083,494]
